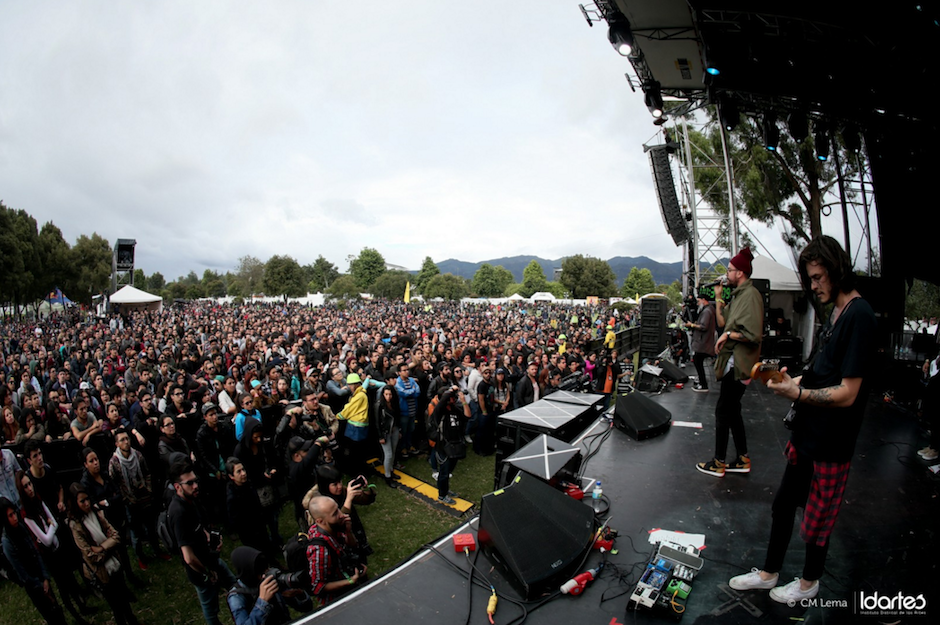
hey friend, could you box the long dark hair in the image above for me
[16,470,45,523]
[316,465,343,504]
[798,235,856,295]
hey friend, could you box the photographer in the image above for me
[167,459,237,625]
[305,495,367,606]
[227,546,311,625]
[431,387,471,505]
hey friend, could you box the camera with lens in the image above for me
[263,567,308,591]
[350,475,367,489]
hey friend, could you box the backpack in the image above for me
[156,507,177,553]
[425,397,443,445]
[284,532,314,579]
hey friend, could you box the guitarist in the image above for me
[728,235,876,606]
[696,247,763,478]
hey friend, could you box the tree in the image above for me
[306,255,339,292]
[37,221,73,301]
[235,255,265,295]
[372,270,412,300]
[472,264,514,298]
[518,260,548,298]
[133,269,146,287]
[905,279,940,329]
[328,275,360,300]
[147,272,166,292]
[621,267,656,299]
[263,255,305,298]
[423,273,469,301]
[349,248,386,291]
[559,255,617,298]
[660,280,683,307]
[66,233,112,306]
[414,256,440,294]
[686,111,862,250]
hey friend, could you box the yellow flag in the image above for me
[404,281,411,303]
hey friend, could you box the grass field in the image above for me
[0,450,498,625]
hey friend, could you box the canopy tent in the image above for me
[750,255,813,360]
[750,255,802,291]
[529,291,557,302]
[44,288,74,306]
[109,285,163,312]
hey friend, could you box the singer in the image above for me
[696,248,763,478]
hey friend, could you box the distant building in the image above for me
[553,268,563,282]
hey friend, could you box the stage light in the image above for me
[814,124,829,161]
[645,82,664,119]
[608,21,635,56]
[706,66,720,76]
[787,111,809,143]
[762,115,779,152]
[842,124,861,153]
[718,99,739,131]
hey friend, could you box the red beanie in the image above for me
[730,247,754,276]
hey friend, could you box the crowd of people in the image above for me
[0,298,636,624]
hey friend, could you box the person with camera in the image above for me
[431,387,471,505]
[167,459,237,625]
[727,236,877,605]
[226,546,311,625]
[305,495,367,606]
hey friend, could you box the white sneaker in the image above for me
[464,434,473,445]
[921,448,939,460]
[729,568,778,591]
[770,578,819,605]
[431,471,439,480]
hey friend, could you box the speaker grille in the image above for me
[479,474,594,597]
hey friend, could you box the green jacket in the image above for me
[714,278,764,381]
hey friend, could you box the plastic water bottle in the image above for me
[592,481,603,500]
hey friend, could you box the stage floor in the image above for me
[297,368,940,624]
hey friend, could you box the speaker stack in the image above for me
[479,473,595,599]
[613,393,672,441]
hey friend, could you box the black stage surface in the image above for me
[298,366,939,625]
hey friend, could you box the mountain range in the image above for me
[435,255,684,286]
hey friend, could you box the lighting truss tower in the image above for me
[111,239,137,293]
[677,119,734,291]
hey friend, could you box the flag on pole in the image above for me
[404,281,411,303]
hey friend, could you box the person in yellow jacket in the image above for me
[604,325,616,351]
[557,334,568,355]
[337,374,370,477]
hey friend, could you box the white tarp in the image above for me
[751,255,802,291]
[110,285,162,304]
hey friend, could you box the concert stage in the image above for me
[298,368,939,624]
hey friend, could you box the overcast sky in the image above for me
[0,1,804,281]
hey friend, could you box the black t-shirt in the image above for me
[30,464,61,516]
[791,298,877,462]
[477,380,493,410]
[167,494,216,584]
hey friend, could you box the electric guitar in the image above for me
[750,359,783,385]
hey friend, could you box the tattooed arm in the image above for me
[768,372,863,409]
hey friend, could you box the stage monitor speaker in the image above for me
[614,393,672,440]
[479,473,595,599]
[648,145,689,245]
[658,360,689,384]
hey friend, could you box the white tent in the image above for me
[110,285,163,312]
[507,293,526,300]
[751,255,802,291]
[529,291,557,302]
[751,255,812,360]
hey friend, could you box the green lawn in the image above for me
[0,452,497,625]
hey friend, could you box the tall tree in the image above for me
[147,272,166,292]
[372,270,412,300]
[519,260,548,297]
[133,268,146,288]
[66,233,112,306]
[621,267,656,299]
[36,221,73,300]
[349,247,386,291]
[263,255,305,298]
[559,255,617,298]
[424,273,469,301]
[686,111,861,250]
[235,255,265,296]
[307,255,339,292]
[414,256,440,294]
[327,275,360,300]
[472,263,514,297]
